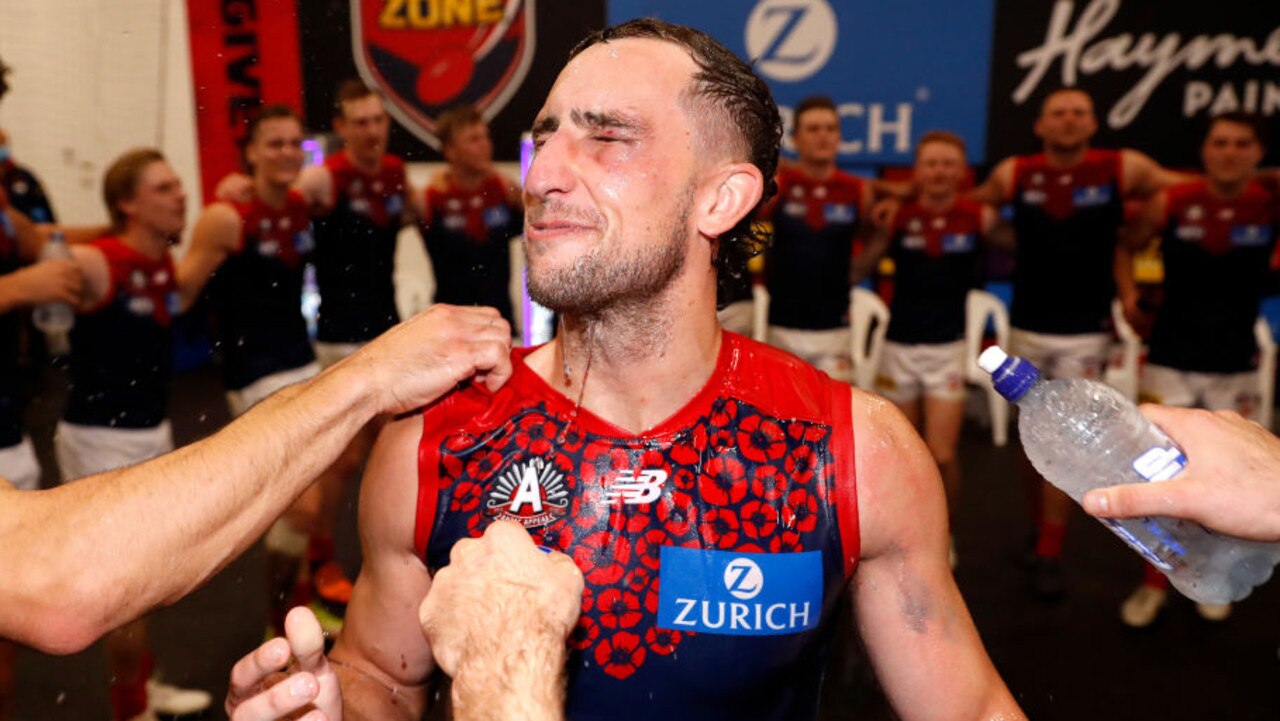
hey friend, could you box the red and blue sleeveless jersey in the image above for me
[1,159,56,223]
[415,332,859,721]
[208,190,316,390]
[1149,179,1278,373]
[1009,149,1124,334]
[65,238,177,429]
[0,187,23,447]
[312,153,404,343]
[765,167,864,330]
[420,173,520,324]
[887,198,985,344]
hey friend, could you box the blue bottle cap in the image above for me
[978,346,1041,402]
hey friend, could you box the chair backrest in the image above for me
[1106,299,1142,403]
[964,289,1010,383]
[752,285,770,342]
[849,286,890,390]
[1255,316,1276,430]
[965,289,1012,446]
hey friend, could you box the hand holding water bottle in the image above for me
[32,230,75,333]
[1082,405,1280,543]
[980,346,1280,605]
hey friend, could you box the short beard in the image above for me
[526,189,692,318]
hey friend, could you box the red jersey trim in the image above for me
[830,382,859,577]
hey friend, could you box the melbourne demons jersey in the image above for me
[766,167,865,330]
[416,333,859,721]
[312,152,404,343]
[1009,149,1124,334]
[887,198,985,344]
[0,159,56,223]
[0,188,23,447]
[1149,179,1278,373]
[421,173,520,324]
[65,238,178,429]
[208,191,316,390]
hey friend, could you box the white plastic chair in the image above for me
[964,289,1011,447]
[850,286,890,391]
[1107,299,1142,403]
[1255,317,1276,430]
[752,284,770,342]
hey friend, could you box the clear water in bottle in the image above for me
[32,230,74,334]
[980,346,1280,605]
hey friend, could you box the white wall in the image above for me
[0,0,200,228]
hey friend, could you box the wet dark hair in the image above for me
[1207,111,1268,150]
[0,57,10,104]
[570,18,782,302]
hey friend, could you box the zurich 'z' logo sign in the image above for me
[745,0,837,82]
[350,0,536,149]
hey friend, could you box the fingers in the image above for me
[226,671,321,721]
[226,637,291,711]
[1082,481,1188,520]
[284,606,327,675]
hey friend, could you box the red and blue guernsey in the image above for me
[765,167,865,330]
[312,153,405,343]
[416,332,859,721]
[421,173,521,325]
[65,238,178,429]
[208,190,316,390]
[1149,179,1278,374]
[0,188,24,447]
[1009,149,1124,334]
[887,198,985,345]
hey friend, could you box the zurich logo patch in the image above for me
[657,546,822,636]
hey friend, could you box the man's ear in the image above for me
[696,162,764,239]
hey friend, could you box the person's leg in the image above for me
[923,396,965,515]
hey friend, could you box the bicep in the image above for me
[848,391,1015,720]
[70,245,109,310]
[331,415,436,693]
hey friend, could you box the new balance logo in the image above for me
[604,469,667,506]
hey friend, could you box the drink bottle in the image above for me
[32,230,74,334]
[980,346,1280,604]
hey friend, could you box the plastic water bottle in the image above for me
[979,346,1280,604]
[32,230,75,334]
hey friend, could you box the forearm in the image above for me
[452,633,566,721]
[2,362,381,652]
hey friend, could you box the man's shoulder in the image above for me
[726,332,851,422]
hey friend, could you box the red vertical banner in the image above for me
[187,0,303,203]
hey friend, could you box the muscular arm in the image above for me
[1121,149,1197,199]
[329,415,435,720]
[968,157,1015,208]
[849,391,1024,721]
[0,305,512,655]
[0,259,82,313]
[176,202,240,312]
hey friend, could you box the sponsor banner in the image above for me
[987,0,1280,167]
[187,0,304,202]
[608,0,996,165]
[657,546,822,636]
[297,0,604,160]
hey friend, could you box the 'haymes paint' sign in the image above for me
[987,0,1280,167]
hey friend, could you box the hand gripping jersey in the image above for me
[0,159,57,223]
[64,238,178,429]
[765,167,865,330]
[1009,149,1124,334]
[887,198,985,344]
[421,173,521,324]
[416,333,859,721]
[0,188,23,447]
[1149,179,1278,373]
[208,190,317,390]
[312,153,405,343]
